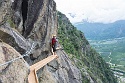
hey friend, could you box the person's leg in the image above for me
[52,46,55,55]
[53,44,56,55]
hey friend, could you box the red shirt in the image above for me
[52,38,56,45]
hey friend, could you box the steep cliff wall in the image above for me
[0,0,82,83]
[0,0,57,60]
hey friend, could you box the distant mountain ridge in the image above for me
[74,20,125,40]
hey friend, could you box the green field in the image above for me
[88,37,125,72]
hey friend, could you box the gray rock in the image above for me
[39,50,82,83]
[0,0,82,83]
[0,42,29,83]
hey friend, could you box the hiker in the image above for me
[51,35,58,55]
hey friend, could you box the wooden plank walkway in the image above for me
[28,55,58,83]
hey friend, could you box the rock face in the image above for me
[0,0,57,58]
[0,0,82,83]
[0,42,29,83]
[38,50,82,83]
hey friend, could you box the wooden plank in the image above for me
[34,69,39,83]
[28,70,38,83]
[30,55,58,71]
[28,55,58,83]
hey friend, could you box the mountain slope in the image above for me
[0,0,81,83]
[57,11,117,83]
[75,20,125,40]
[0,0,118,83]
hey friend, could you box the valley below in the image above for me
[88,37,125,83]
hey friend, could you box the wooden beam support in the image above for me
[28,55,58,83]
[28,70,38,83]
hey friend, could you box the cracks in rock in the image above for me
[47,64,58,70]
[47,58,59,72]
[21,0,28,36]
[60,66,65,69]
[30,54,37,61]
[0,49,12,73]
[1,46,9,61]
[0,63,11,74]
[23,0,44,38]
[0,79,2,83]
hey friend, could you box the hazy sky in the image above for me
[54,0,125,24]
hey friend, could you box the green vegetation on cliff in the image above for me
[57,11,117,83]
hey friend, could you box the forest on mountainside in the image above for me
[57,11,117,83]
